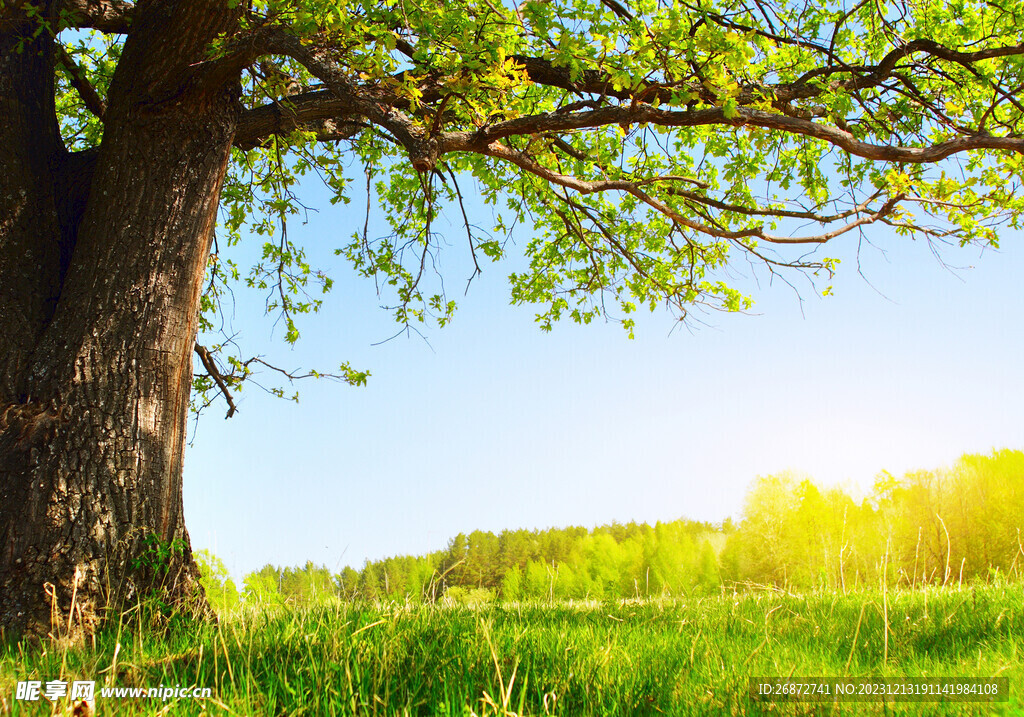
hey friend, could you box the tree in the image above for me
[279,560,336,603]
[336,565,361,599]
[733,471,800,585]
[358,560,383,601]
[695,539,720,592]
[524,559,550,600]
[195,549,240,613]
[500,564,523,602]
[243,564,284,605]
[465,530,500,588]
[948,450,1024,579]
[2,0,1023,639]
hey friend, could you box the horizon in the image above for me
[199,446,1021,578]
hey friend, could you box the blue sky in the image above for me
[183,177,1024,580]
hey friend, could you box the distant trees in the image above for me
[243,565,285,606]
[217,450,1023,606]
[726,450,1024,591]
[196,550,240,613]
[227,517,724,606]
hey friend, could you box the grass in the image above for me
[1,585,1021,715]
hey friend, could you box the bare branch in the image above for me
[445,167,484,293]
[194,343,238,419]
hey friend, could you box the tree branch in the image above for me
[445,104,1024,163]
[479,139,907,243]
[194,343,238,419]
[56,44,106,119]
[253,30,442,168]
[62,0,133,33]
[235,97,366,150]
[226,22,1024,157]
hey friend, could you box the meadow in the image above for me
[1,584,1020,715]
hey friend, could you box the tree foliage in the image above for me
[24,0,1024,411]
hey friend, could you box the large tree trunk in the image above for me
[0,1,240,640]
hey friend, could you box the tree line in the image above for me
[725,449,1024,591]
[199,450,1023,610]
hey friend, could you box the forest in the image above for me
[201,449,1024,610]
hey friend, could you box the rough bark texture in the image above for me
[0,0,241,641]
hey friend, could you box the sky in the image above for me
[182,175,1024,582]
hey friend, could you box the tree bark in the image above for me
[0,1,241,640]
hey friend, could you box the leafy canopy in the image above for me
[49,0,1024,408]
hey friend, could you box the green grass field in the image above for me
[2,585,1020,715]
